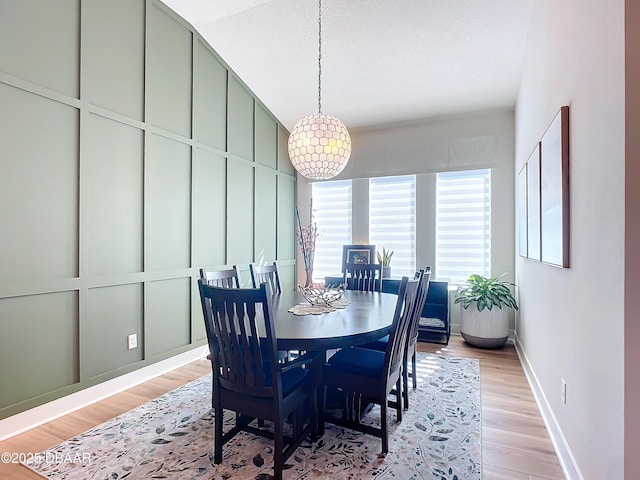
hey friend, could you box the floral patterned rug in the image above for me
[25,353,481,479]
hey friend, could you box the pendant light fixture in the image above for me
[287,0,351,180]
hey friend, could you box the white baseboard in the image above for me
[513,332,582,480]
[0,346,208,442]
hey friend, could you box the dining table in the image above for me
[268,288,399,436]
[270,289,399,352]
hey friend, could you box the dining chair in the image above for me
[199,265,240,288]
[342,262,382,292]
[198,266,242,363]
[199,266,289,365]
[402,267,431,407]
[250,261,282,294]
[250,261,299,363]
[358,268,431,409]
[198,280,321,480]
[321,275,418,453]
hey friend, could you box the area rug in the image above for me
[25,353,481,479]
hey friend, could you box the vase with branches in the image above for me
[295,201,319,287]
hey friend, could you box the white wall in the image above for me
[624,1,640,476]
[515,0,625,478]
[296,109,516,333]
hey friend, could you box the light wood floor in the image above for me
[0,336,565,479]
[418,337,565,480]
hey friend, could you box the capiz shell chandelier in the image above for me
[288,113,351,179]
[287,0,351,180]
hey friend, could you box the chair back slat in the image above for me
[343,263,382,292]
[199,281,279,398]
[200,266,241,288]
[385,275,419,376]
[406,267,432,348]
[250,262,282,294]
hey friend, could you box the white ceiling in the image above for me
[160,0,532,131]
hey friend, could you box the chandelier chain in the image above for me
[318,0,322,114]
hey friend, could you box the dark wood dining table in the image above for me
[268,289,399,436]
[270,289,398,351]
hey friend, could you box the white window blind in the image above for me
[369,175,416,277]
[435,169,491,285]
[311,180,352,283]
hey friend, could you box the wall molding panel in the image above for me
[0,0,295,422]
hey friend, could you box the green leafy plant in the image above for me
[454,273,519,312]
[376,248,394,266]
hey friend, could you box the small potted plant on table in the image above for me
[454,273,518,348]
[376,248,394,278]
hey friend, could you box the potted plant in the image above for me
[454,273,518,348]
[376,248,394,278]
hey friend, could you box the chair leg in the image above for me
[412,351,417,390]
[396,378,402,422]
[318,385,326,437]
[273,416,284,480]
[214,405,223,464]
[380,399,389,453]
[411,350,418,390]
[310,388,319,441]
[402,359,409,410]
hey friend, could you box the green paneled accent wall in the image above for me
[228,76,255,161]
[255,169,278,263]
[0,0,79,97]
[227,162,255,265]
[146,3,192,137]
[146,278,191,358]
[192,149,227,267]
[277,176,297,291]
[85,114,144,276]
[0,0,295,420]
[193,39,227,151]
[256,104,278,168]
[0,83,79,282]
[0,292,78,408]
[84,284,144,378]
[278,125,296,175]
[146,134,192,271]
[278,177,296,261]
[82,0,145,120]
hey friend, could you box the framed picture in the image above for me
[527,142,541,261]
[342,244,376,271]
[517,163,528,257]
[540,106,570,268]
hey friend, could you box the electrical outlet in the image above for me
[127,334,138,350]
[561,379,567,404]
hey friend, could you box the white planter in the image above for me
[460,303,510,348]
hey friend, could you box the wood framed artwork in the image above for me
[341,244,375,271]
[517,163,528,257]
[527,142,541,261]
[540,106,570,268]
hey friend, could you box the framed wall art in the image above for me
[517,163,528,257]
[527,142,541,261]
[540,106,570,268]
[342,244,375,271]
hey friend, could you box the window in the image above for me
[435,169,491,285]
[369,175,416,277]
[311,180,352,282]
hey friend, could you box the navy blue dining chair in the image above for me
[321,274,419,453]
[198,280,321,480]
[359,267,431,409]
